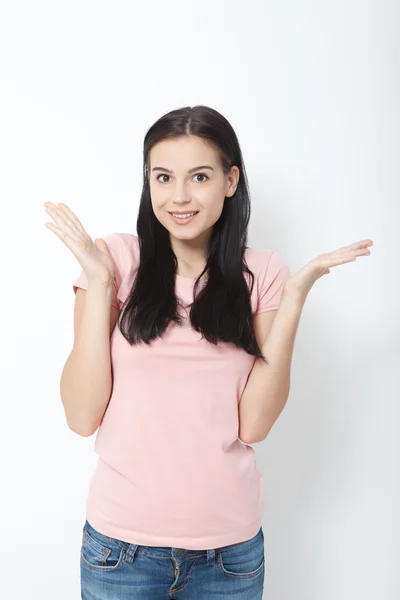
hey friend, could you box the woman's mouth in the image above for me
[168,211,199,225]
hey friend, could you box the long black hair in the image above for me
[119,105,267,362]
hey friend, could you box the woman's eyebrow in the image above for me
[151,165,215,174]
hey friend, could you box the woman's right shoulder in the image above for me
[103,232,140,269]
[115,232,139,259]
[110,233,140,290]
[93,232,139,293]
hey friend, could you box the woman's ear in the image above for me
[226,165,240,197]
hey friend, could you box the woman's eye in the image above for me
[193,173,209,182]
[156,173,209,183]
[157,174,170,183]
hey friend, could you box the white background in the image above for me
[0,1,398,598]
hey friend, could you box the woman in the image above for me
[44,105,372,599]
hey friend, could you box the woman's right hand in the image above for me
[44,201,116,285]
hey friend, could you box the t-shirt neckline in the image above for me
[176,273,196,281]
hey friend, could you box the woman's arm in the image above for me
[61,281,116,437]
[239,238,373,444]
[238,288,304,444]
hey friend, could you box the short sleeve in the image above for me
[72,232,124,309]
[254,250,291,315]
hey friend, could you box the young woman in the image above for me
[44,105,373,599]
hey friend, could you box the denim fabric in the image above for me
[80,519,265,599]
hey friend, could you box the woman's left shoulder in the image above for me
[244,246,289,275]
[244,247,291,314]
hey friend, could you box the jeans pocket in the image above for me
[217,527,265,579]
[80,520,126,573]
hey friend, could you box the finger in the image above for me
[332,239,373,254]
[57,203,87,234]
[45,204,77,239]
[321,254,366,268]
[345,248,371,257]
[45,220,73,244]
[325,248,370,262]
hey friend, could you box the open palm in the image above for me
[284,239,374,301]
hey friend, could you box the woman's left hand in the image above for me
[284,239,374,303]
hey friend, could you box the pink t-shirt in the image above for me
[72,232,290,550]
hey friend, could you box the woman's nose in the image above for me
[172,180,191,202]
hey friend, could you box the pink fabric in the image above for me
[72,233,290,549]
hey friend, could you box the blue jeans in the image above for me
[80,519,265,599]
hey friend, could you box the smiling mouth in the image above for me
[168,211,199,215]
[168,211,199,223]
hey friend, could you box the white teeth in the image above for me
[172,212,197,219]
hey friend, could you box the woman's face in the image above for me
[148,135,239,245]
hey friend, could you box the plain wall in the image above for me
[0,1,398,598]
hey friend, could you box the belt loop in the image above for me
[207,548,216,565]
[125,543,138,563]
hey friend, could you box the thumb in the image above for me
[94,238,110,254]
